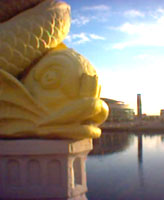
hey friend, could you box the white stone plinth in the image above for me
[0,139,93,200]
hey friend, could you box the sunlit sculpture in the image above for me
[0,0,109,139]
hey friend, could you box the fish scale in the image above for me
[0,0,70,76]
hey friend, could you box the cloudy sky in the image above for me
[64,0,164,115]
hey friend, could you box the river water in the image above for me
[86,131,164,200]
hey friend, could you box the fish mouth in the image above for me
[37,97,109,139]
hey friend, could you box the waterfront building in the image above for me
[102,98,135,122]
[160,109,164,120]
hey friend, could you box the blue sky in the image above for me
[64,0,164,115]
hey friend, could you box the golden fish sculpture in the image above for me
[0,0,109,139]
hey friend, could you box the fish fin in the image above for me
[0,69,48,137]
[53,42,68,50]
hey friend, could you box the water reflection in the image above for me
[138,135,143,164]
[86,132,164,200]
[137,135,144,189]
[89,132,132,156]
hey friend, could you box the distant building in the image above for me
[160,109,164,120]
[102,98,135,122]
[137,94,142,118]
[141,115,160,121]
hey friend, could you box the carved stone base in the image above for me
[0,139,92,200]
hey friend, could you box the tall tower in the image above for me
[137,94,142,117]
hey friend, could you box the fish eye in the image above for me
[39,66,61,89]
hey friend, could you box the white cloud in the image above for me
[124,10,145,18]
[157,8,164,14]
[72,33,90,44]
[134,54,151,60]
[65,33,90,45]
[71,14,108,26]
[65,33,105,45]
[116,22,150,35]
[65,35,72,42]
[149,8,164,19]
[89,34,105,40]
[71,4,110,26]
[112,41,137,50]
[72,16,90,26]
[111,15,164,49]
[82,5,110,11]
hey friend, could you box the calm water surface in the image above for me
[86,131,164,200]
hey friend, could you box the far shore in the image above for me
[101,119,164,133]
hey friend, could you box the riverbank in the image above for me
[101,120,164,133]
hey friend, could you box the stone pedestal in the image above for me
[0,139,92,200]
